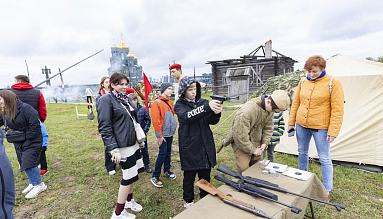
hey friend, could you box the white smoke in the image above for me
[40,84,98,103]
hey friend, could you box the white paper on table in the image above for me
[265,162,288,172]
[282,167,313,181]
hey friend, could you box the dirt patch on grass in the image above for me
[34,207,49,218]
[90,154,103,160]
[62,176,75,181]
[172,145,179,152]
[15,204,34,218]
[172,168,181,175]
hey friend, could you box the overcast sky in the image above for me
[1,0,382,88]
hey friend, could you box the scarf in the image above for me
[307,70,326,81]
[112,89,131,107]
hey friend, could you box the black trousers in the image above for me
[104,147,116,172]
[86,96,92,103]
[40,147,48,170]
[183,169,211,203]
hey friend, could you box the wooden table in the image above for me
[173,163,327,219]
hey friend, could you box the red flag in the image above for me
[143,73,153,112]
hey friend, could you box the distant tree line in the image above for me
[366,57,383,63]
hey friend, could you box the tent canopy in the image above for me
[276,55,383,167]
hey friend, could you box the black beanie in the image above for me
[160,82,172,94]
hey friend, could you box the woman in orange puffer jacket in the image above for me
[288,55,344,200]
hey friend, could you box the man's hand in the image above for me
[157,137,166,146]
[209,100,223,114]
[217,143,224,153]
[327,135,336,143]
[253,144,266,156]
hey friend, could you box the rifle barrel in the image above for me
[215,174,301,214]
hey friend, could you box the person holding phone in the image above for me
[287,55,344,201]
[97,73,145,219]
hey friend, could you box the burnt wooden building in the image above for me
[207,41,297,102]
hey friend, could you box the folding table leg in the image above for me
[304,202,315,219]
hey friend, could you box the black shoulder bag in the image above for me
[4,119,26,143]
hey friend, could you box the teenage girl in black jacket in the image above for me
[97,73,144,219]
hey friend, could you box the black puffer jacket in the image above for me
[97,92,138,152]
[174,77,221,171]
[0,100,42,171]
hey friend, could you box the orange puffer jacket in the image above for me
[288,74,344,137]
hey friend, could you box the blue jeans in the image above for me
[8,212,15,219]
[25,166,42,186]
[152,136,173,178]
[296,124,333,191]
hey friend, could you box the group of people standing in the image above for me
[1,55,344,219]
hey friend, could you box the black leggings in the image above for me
[183,169,211,203]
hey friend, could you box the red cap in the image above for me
[126,88,135,94]
[169,63,182,70]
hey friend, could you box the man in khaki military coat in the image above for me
[217,90,290,172]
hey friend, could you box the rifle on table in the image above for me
[215,174,302,214]
[195,179,274,219]
[217,165,346,211]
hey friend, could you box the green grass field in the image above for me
[4,92,383,218]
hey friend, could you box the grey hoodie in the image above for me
[0,130,15,219]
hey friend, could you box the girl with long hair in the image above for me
[0,90,47,199]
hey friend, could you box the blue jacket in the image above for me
[0,130,15,219]
[40,121,49,147]
[269,112,285,145]
[137,103,151,133]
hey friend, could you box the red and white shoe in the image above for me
[40,170,49,176]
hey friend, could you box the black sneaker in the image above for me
[145,165,152,173]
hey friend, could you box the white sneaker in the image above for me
[38,164,41,169]
[25,182,47,199]
[109,170,116,175]
[111,209,135,219]
[22,184,34,194]
[125,199,143,212]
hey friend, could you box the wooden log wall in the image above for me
[209,56,295,96]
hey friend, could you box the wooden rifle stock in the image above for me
[133,86,145,100]
[195,179,274,219]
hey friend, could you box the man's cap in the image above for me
[169,63,182,70]
[126,88,135,94]
[271,90,290,111]
[160,82,172,94]
[139,80,144,83]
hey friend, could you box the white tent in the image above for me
[276,55,383,167]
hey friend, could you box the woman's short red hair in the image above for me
[304,55,326,71]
